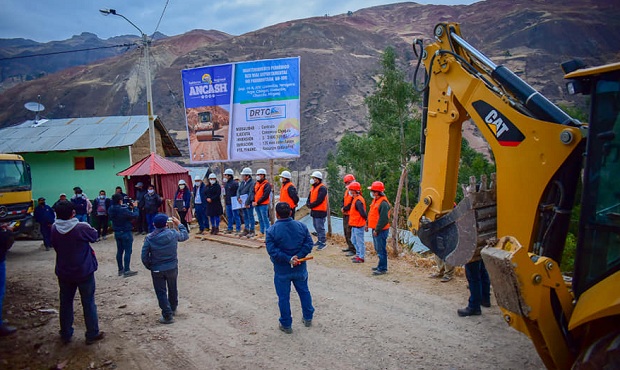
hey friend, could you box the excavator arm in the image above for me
[407,23,587,369]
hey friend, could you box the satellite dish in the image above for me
[24,102,45,112]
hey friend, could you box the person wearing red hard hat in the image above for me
[340,174,357,256]
[346,182,367,263]
[366,181,391,275]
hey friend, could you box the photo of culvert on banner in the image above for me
[181,57,300,163]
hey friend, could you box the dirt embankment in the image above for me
[1,233,543,370]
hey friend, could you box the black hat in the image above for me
[38,197,45,201]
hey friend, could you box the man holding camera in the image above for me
[108,193,139,277]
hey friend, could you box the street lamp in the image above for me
[100,8,157,154]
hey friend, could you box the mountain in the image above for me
[0,0,618,170]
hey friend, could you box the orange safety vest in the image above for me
[254,180,270,205]
[309,183,328,212]
[342,191,354,216]
[368,195,390,231]
[279,181,297,209]
[348,194,367,227]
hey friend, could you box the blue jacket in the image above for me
[51,218,98,282]
[108,204,139,232]
[34,204,55,225]
[173,188,191,210]
[141,225,189,272]
[265,218,313,274]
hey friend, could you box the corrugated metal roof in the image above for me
[0,115,178,154]
[117,152,188,176]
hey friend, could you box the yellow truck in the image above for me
[0,153,35,235]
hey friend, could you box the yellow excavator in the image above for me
[408,23,620,369]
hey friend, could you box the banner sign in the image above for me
[181,57,300,163]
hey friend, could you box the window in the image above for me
[74,157,95,170]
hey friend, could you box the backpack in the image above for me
[72,196,87,215]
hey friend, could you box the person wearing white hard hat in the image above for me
[222,169,241,234]
[173,179,191,229]
[191,175,209,234]
[306,171,328,250]
[278,170,299,219]
[205,173,224,235]
[236,167,256,238]
[252,168,272,239]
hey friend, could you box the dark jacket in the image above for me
[205,182,223,216]
[136,188,147,207]
[0,228,14,262]
[91,197,112,216]
[143,192,163,214]
[266,218,313,274]
[192,182,207,206]
[108,204,139,232]
[34,204,55,225]
[51,218,98,282]
[173,188,191,210]
[71,194,90,215]
[141,225,189,272]
[224,179,239,206]
[237,178,255,207]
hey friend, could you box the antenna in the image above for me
[24,95,47,126]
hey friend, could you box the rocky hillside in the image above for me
[0,0,618,169]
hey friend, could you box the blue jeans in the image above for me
[40,223,52,247]
[0,261,5,325]
[75,214,87,223]
[146,213,156,233]
[312,217,326,246]
[209,216,221,228]
[225,204,241,232]
[465,260,491,311]
[151,267,178,319]
[274,269,314,328]
[373,229,389,272]
[194,203,208,231]
[351,227,365,259]
[243,206,255,232]
[114,231,134,273]
[256,204,270,234]
[58,273,99,341]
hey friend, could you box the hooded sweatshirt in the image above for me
[51,218,98,282]
[141,225,189,272]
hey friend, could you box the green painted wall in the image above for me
[23,147,132,203]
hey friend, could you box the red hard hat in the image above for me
[368,181,385,192]
[343,174,355,183]
[347,181,361,191]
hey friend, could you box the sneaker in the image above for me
[85,331,105,345]
[118,270,123,277]
[352,257,364,263]
[371,267,379,271]
[341,248,352,252]
[123,270,138,278]
[240,229,249,237]
[302,318,312,327]
[428,272,443,279]
[159,316,175,324]
[316,244,327,251]
[481,301,491,308]
[457,307,481,317]
[0,324,17,337]
[372,270,387,276]
[279,324,292,334]
[440,276,453,283]
[345,251,356,257]
[246,232,256,239]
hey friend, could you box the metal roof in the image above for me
[117,152,188,176]
[0,115,181,156]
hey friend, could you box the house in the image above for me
[0,115,181,202]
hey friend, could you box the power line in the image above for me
[0,43,135,61]
[151,0,171,40]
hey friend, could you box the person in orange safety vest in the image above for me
[340,174,356,256]
[366,181,391,275]
[347,182,367,264]
[278,171,299,219]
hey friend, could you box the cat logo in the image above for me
[472,100,525,146]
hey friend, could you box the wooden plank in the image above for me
[194,233,264,249]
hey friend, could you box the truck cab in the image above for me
[0,153,35,235]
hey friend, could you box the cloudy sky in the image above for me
[0,0,480,42]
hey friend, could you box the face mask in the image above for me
[222,177,228,183]
[280,178,285,184]
[179,185,185,189]
[209,180,216,184]
[369,192,375,199]
[99,195,105,199]
[148,189,154,194]
[309,179,315,185]
[194,182,201,187]
[348,191,355,197]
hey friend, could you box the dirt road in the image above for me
[1,234,544,369]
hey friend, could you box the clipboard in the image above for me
[232,194,248,211]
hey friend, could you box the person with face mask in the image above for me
[134,182,148,234]
[340,174,357,256]
[92,190,111,241]
[191,176,210,234]
[252,168,272,240]
[173,180,191,229]
[205,173,224,235]
[143,185,163,233]
[237,167,256,238]
[278,171,299,220]
[366,181,391,275]
[222,169,241,234]
[347,182,367,263]
[306,171,328,251]
[34,197,55,251]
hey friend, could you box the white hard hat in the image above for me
[311,171,323,180]
[208,173,217,179]
[280,170,292,179]
[257,168,267,175]
[241,167,252,175]
[224,168,234,176]
[194,175,202,181]
[178,179,186,185]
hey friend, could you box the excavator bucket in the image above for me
[418,174,497,265]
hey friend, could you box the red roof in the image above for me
[117,152,188,176]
